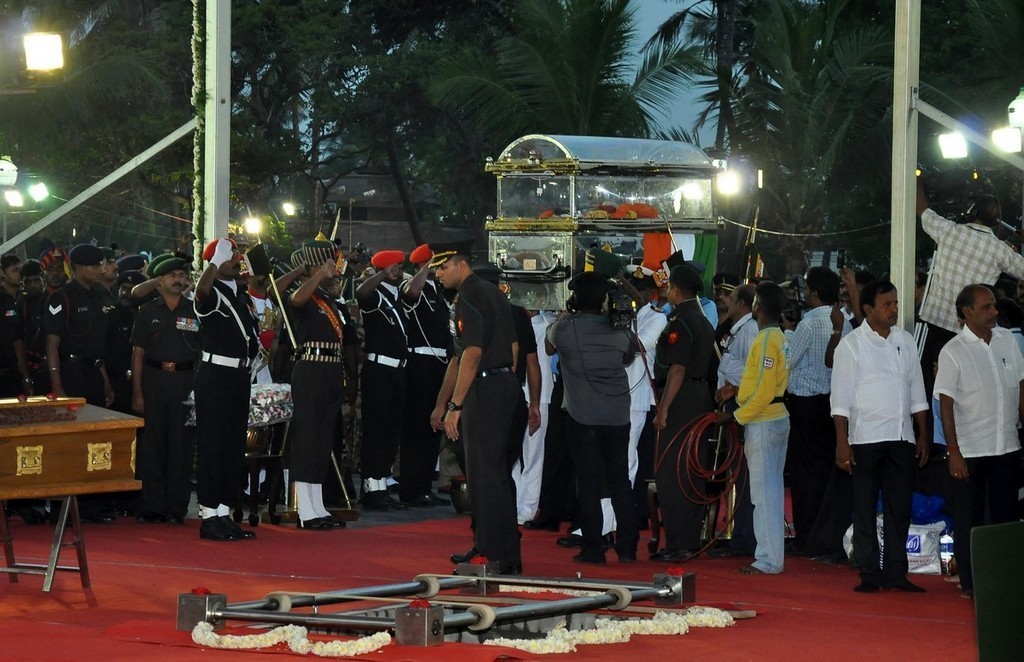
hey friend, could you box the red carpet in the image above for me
[0,514,977,660]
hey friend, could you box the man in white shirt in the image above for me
[934,284,1024,599]
[831,280,929,593]
[916,178,1024,396]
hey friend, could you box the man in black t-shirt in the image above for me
[431,244,522,574]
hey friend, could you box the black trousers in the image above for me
[567,417,638,558]
[534,377,575,524]
[137,368,194,518]
[399,355,447,499]
[60,361,105,406]
[851,441,916,584]
[951,450,1020,591]
[655,382,713,552]
[359,361,407,481]
[919,323,956,400]
[194,362,250,509]
[288,360,344,483]
[785,392,835,546]
[720,398,754,552]
[462,372,521,566]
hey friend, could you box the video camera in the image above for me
[565,273,638,330]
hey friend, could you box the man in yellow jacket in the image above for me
[717,281,791,574]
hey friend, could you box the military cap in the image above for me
[669,264,704,294]
[584,249,622,278]
[116,254,146,272]
[69,243,104,266]
[427,240,472,269]
[116,270,147,286]
[202,238,237,262]
[20,259,41,278]
[409,243,433,266]
[149,253,190,277]
[371,250,406,270]
[40,246,68,270]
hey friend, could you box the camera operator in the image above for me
[545,272,638,564]
[917,176,1024,396]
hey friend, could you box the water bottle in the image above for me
[939,533,954,575]
[1010,87,1024,130]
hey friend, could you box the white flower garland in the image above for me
[497,585,602,597]
[191,622,392,657]
[483,608,734,655]
[191,0,205,258]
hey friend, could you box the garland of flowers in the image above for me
[482,608,735,655]
[191,0,206,263]
[191,622,392,657]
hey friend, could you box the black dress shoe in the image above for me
[14,505,46,525]
[557,534,583,548]
[399,494,434,507]
[523,519,560,531]
[883,579,926,593]
[317,516,347,528]
[451,547,480,564]
[650,549,697,562]
[854,580,879,593]
[136,512,167,523]
[167,515,185,525]
[220,515,255,539]
[298,518,334,530]
[499,563,523,575]
[199,517,238,541]
[80,511,116,524]
[573,551,607,564]
[362,491,408,511]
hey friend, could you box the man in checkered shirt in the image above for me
[916,178,1024,396]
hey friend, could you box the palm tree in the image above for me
[733,0,893,274]
[430,0,706,145]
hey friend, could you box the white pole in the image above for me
[204,0,231,244]
[890,0,921,333]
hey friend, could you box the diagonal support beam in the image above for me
[0,119,196,255]
[913,96,1024,172]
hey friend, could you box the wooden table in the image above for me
[0,399,143,591]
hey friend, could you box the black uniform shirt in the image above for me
[131,295,201,362]
[195,280,259,360]
[43,279,114,359]
[401,279,453,353]
[452,273,515,370]
[106,303,137,378]
[359,283,408,358]
[511,304,536,385]
[0,291,23,369]
[291,293,346,345]
[18,292,46,364]
[654,298,715,382]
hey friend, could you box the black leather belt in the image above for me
[478,366,512,378]
[771,396,785,405]
[63,354,104,367]
[146,359,195,372]
[298,347,341,358]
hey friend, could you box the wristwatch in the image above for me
[446,401,463,412]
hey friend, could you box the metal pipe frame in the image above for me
[202,575,675,635]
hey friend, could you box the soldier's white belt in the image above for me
[365,353,406,368]
[411,347,446,357]
[201,351,250,369]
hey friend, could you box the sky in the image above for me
[632,0,711,144]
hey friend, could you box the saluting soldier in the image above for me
[286,238,349,530]
[431,242,522,574]
[130,254,200,525]
[651,264,716,562]
[398,244,452,507]
[193,238,259,541]
[356,249,410,510]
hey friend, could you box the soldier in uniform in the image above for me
[131,254,199,524]
[107,271,147,413]
[431,243,522,574]
[356,249,410,510]
[398,244,452,507]
[45,244,115,407]
[17,260,49,394]
[651,264,716,561]
[40,246,70,295]
[286,238,349,530]
[0,257,31,398]
[193,238,259,541]
[44,244,118,523]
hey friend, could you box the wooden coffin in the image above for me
[0,398,143,500]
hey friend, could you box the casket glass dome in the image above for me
[495,134,712,170]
